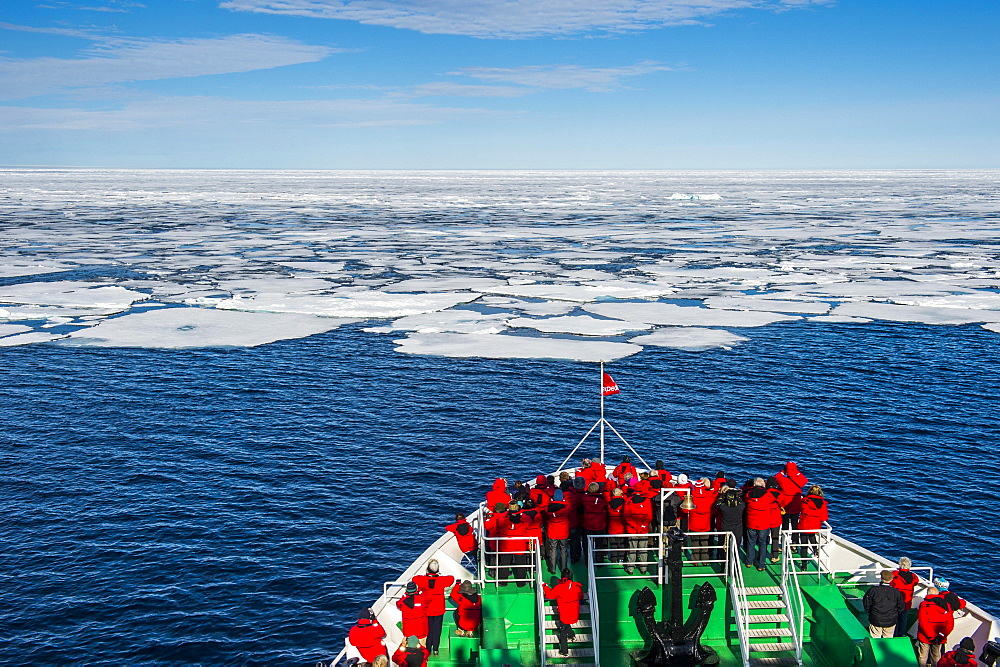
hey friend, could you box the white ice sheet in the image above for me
[0,281,148,309]
[58,307,357,348]
[215,290,480,318]
[829,302,1000,325]
[507,315,651,336]
[366,309,509,334]
[393,332,642,361]
[629,327,749,351]
[584,302,799,327]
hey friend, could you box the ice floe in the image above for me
[0,281,148,310]
[629,327,749,351]
[485,281,672,302]
[0,331,68,346]
[584,302,800,327]
[215,290,480,318]
[366,309,508,334]
[507,315,652,337]
[0,261,78,278]
[703,296,831,315]
[829,302,1000,325]
[3,169,1000,356]
[0,323,32,337]
[393,332,642,362]
[58,307,357,348]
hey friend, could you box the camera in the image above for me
[980,640,1000,667]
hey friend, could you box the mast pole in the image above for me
[600,360,605,464]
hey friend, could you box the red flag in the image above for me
[602,372,620,397]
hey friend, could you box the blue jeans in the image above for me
[745,528,770,569]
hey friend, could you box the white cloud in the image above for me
[220,0,829,38]
[0,94,501,131]
[454,61,673,92]
[0,34,336,100]
[409,82,530,98]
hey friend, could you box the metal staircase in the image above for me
[542,598,596,666]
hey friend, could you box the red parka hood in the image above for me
[784,461,800,476]
[492,478,506,492]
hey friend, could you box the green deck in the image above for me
[406,558,919,666]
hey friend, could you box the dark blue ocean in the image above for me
[3,320,999,664]
[2,169,1000,664]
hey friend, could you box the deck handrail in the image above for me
[727,533,751,667]
[780,533,805,666]
[587,535,601,667]
[535,537,546,667]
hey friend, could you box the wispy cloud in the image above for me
[0,20,107,39]
[408,82,530,98]
[0,94,504,131]
[35,1,145,13]
[0,34,338,100]
[454,61,673,92]
[220,0,831,38]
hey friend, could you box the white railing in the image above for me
[480,535,540,586]
[680,531,731,578]
[588,533,661,580]
[727,534,751,666]
[535,538,547,667]
[782,524,833,583]
[586,535,601,667]
[780,533,806,666]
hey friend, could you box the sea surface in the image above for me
[1,170,999,665]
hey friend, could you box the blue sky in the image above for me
[1,0,997,168]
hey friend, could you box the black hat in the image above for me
[960,637,976,651]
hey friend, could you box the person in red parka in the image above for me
[543,568,586,657]
[581,482,609,562]
[764,477,784,563]
[612,455,638,486]
[530,474,555,507]
[543,489,572,574]
[891,556,919,636]
[450,580,482,637]
[606,487,627,563]
[797,485,828,560]
[395,581,429,640]
[917,585,968,666]
[485,478,511,512]
[445,513,477,556]
[412,559,455,656]
[774,461,808,529]
[482,502,506,573]
[497,502,531,587]
[348,607,387,663]
[937,637,978,667]
[566,476,586,564]
[744,478,780,571]
[683,478,719,562]
[392,636,430,667]
[623,491,653,575]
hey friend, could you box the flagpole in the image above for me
[600,360,605,464]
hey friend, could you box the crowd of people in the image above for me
[479,456,827,577]
[863,562,976,666]
[345,455,978,667]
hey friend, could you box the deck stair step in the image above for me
[747,614,789,623]
[741,586,783,595]
[545,647,595,659]
[749,642,795,652]
[747,628,792,638]
[544,620,591,630]
[743,599,786,609]
[748,658,800,666]
[544,634,593,644]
